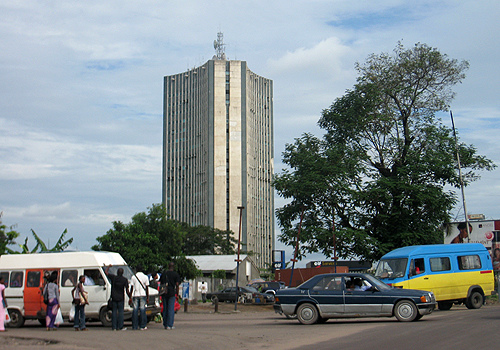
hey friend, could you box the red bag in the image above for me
[174,299,181,312]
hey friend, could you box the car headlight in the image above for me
[420,293,433,303]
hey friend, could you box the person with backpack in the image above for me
[44,271,60,331]
[160,262,181,330]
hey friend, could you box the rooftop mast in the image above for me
[213,32,226,60]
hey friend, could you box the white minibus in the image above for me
[0,251,161,327]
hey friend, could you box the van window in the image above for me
[458,255,482,270]
[62,270,78,287]
[84,269,104,286]
[430,257,451,272]
[409,258,425,276]
[0,272,9,286]
[26,271,40,287]
[10,271,23,288]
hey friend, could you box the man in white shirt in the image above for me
[130,265,149,330]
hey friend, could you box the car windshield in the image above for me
[243,286,259,293]
[363,275,391,291]
[375,258,408,280]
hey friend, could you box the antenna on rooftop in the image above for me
[213,32,226,60]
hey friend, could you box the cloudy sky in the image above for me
[1,1,499,266]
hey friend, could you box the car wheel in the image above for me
[437,301,453,311]
[211,296,218,302]
[465,291,483,309]
[297,303,319,325]
[6,309,25,328]
[99,306,112,327]
[317,317,328,324]
[394,300,418,322]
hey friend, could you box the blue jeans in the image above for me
[74,303,86,329]
[132,296,147,330]
[112,300,124,330]
[162,295,176,328]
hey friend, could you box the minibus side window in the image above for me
[10,271,23,288]
[430,257,451,272]
[0,272,9,287]
[26,271,40,287]
[62,270,78,287]
[84,269,105,286]
[458,255,482,270]
[410,258,425,276]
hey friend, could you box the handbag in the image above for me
[5,310,10,324]
[159,282,168,295]
[79,291,89,305]
[107,298,113,310]
[43,284,49,305]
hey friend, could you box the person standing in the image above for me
[44,271,60,331]
[104,265,131,331]
[160,262,181,330]
[200,281,208,303]
[130,265,149,331]
[0,276,7,332]
[72,275,88,331]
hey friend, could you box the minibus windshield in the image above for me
[375,258,408,280]
[105,265,134,280]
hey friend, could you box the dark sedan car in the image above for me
[274,273,435,325]
[207,286,275,303]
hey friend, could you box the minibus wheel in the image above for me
[437,301,453,310]
[7,309,25,328]
[465,291,483,309]
[99,307,112,327]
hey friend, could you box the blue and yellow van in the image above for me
[375,243,494,310]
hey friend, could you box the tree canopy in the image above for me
[92,203,236,279]
[0,214,20,255]
[274,42,495,262]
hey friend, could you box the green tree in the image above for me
[181,224,237,255]
[274,42,495,262]
[18,229,73,253]
[0,214,20,255]
[92,204,200,279]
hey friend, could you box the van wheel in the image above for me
[465,291,483,309]
[437,301,453,310]
[7,309,25,328]
[394,300,417,322]
[38,318,47,326]
[99,307,112,327]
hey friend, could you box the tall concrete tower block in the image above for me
[162,56,274,269]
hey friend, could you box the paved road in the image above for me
[1,304,499,350]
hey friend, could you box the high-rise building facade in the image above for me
[162,40,274,269]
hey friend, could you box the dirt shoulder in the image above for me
[184,300,274,314]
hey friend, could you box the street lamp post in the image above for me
[234,206,245,310]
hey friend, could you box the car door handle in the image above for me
[424,277,429,280]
